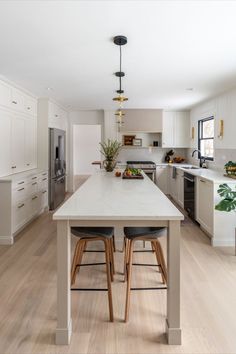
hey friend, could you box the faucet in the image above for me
[192,149,206,168]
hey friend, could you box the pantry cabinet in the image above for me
[0,79,38,178]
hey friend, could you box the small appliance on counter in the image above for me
[49,128,66,210]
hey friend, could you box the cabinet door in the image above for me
[24,96,37,116]
[162,112,174,147]
[24,119,37,170]
[175,112,190,148]
[12,199,29,233]
[11,115,25,173]
[121,109,162,132]
[156,166,168,194]
[0,81,11,108]
[197,178,213,235]
[0,110,11,176]
[11,88,25,112]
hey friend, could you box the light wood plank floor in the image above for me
[0,197,236,353]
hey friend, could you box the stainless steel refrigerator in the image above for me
[49,128,66,210]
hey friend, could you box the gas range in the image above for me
[126,161,156,169]
[126,161,156,182]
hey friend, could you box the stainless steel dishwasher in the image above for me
[184,172,195,220]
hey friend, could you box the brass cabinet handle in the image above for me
[18,181,24,185]
[42,190,47,194]
[42,178,47,181]
[18,203,25,209]
[17,188,24,191]
[200,179,206,183]
[32,196,38,200]
[11,166,16,169]
[32,177,37,180]
[12,100,17,104]
[32,182,37,185]
[27,163,30,166]
[27,107,31,110]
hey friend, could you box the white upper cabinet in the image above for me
[120,109,163,132]
[0,110,12,176]
[11,88,25,112]
[48,101,67,130]
[0,81,11,108]
[162,111,190,148]
[0,79,38,177]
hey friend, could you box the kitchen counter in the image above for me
[53,170,183,346]
[177,166,234,184]
[0,169,48,183]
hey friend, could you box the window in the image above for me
[198,116,214,160]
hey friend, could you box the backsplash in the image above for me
[187,148,236,171]
[118,148,187,164]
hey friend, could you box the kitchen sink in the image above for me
[182,166,200,169]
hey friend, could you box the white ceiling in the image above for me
[1,0,236,111]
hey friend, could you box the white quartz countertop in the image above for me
[53,171,184,221]
[0,169,48,183]
[176,166,234,183]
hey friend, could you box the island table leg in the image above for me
[166,220,181,345]
[56,220,72,345]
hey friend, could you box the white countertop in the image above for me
[53,171,184,221]
[0,168,48,183]
[176,166,234,184]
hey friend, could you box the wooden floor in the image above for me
[1,197,236,353]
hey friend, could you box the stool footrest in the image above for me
[75,262,106,268]
[130,286,167,291]
[132,263,160,267]
[71,288,108,291]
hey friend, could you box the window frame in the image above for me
[198,116,214,161]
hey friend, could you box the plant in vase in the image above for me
[100,139,122,172]
[215,183,236,255]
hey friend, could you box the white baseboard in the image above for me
[0,236,14,245]
[212,238,235,247]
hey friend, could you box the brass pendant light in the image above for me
[113,35,128,127]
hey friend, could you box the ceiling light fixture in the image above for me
[113,35,128,128]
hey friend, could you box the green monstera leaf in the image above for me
[215,184,236,212]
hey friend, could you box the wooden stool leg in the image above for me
[75,239,85,275]
[71,239,85,285]
[152,240,165,284]
[125,239,134,322]
[124,238,130,281]
[71,240,82,285]
[112,235,116,252]
[109,239,115,281]
[121,236,125,252]
[156,240,167,284]
[104,239,114,322]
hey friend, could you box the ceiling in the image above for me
[0,0,236,111]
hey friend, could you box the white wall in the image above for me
[73,125,101,175]
[188,87,236,170]
[68,110,104,191]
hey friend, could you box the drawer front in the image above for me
[41,189,48,209]
[12,185,28,203]
[28,180,39,195]
[29,193,40,218]
[39,177,48,191]
[12,200,29,233]
[13,179,26,189]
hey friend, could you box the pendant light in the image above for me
[113,35,128,127]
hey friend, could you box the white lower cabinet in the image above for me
[196,177,214,236]
[0,170,48,245]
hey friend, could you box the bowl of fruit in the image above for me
[122,168,144,179]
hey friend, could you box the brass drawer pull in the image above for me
[18,181,24,185]
[17,188,24,191]
[32,196,38,200]
[42,190,47,194]
[18,203,25,209]
[42,178,47,181]
[32,177,37,180]
[12,100,17,104]
[32,182,37,185]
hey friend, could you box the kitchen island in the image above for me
[53,171,184,346]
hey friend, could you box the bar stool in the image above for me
[71,227,115,322]
[123,227,167,322]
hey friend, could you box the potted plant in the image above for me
[100,139,122,172]
[215,183,236,255]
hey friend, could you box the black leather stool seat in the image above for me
[71,227,114,238]
[124,227,165,239]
